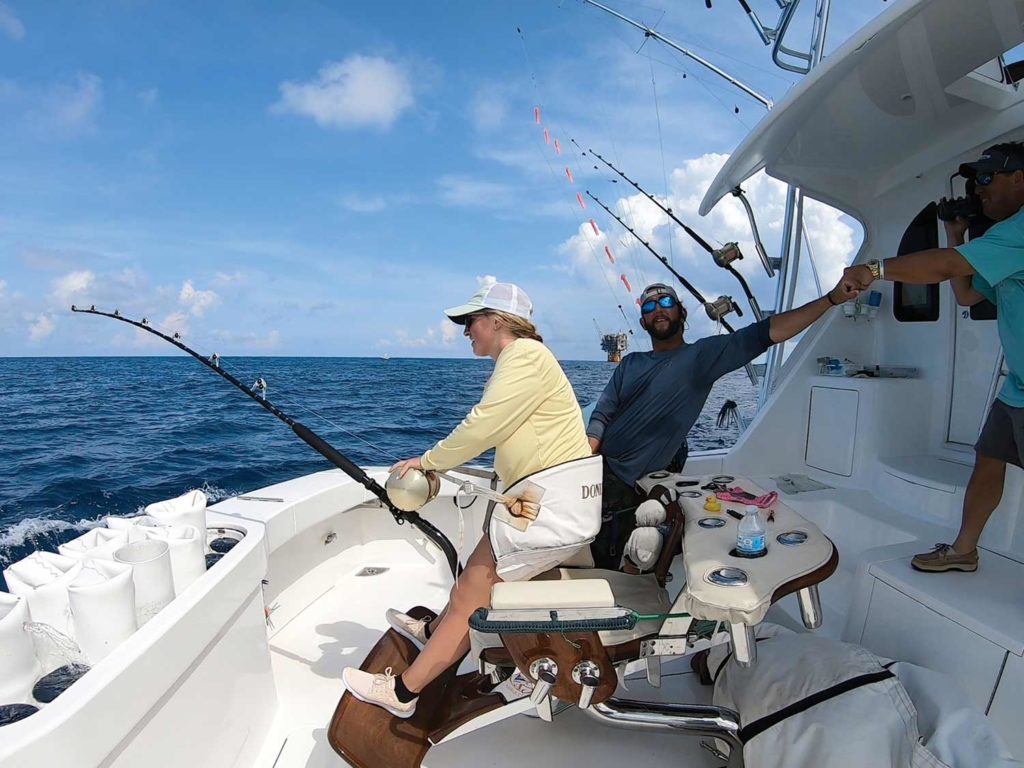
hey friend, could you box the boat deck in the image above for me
[256,545,720,767]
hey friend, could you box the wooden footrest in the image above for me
[327,607,505,768]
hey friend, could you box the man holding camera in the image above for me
[842,142,1024,573]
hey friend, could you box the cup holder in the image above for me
[777,531,808,546]
[707,567,748,586]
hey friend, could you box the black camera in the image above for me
[936,178,982,222]
[937,195,982,222]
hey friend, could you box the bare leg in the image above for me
[952,452,1007,554]
[402,537,501,693]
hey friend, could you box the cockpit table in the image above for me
[637,473,837,665]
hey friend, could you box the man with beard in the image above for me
[586,279,856,568]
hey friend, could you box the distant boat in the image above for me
[381,353,391,361]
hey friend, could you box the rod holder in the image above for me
[529,658,558,707]
[572,660,601,709]
[729,622,757,668]
[798,585,823,630]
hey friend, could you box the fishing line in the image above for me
[516,24,647,347]
[71,307,465,576]
[166,323,420,463]
[650,62,676,268]
[556,13,658,302]
[641,46,756,131]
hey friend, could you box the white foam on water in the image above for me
[197,482,235,503]
[0,517,102,555]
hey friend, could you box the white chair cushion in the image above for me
[472,568,672,662]
[491,578,615,610]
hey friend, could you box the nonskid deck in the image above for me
[257,540,720,767]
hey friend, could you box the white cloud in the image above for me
[471,91,506,131]
[138,87,159,108]
[0,279,6,299]
[213,270,247,286]
[28,314,55,341]
[51,269,95,305]
[437,175,517,208]
[557,152,859,341]
[179,280,219,317]
[42,73,102,132]
[208,328,282,350]
[274,55,414,130]
[0,3,24,40]
[385,318,462,351]
[340,193,386,213]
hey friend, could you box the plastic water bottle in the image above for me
[736,505,767,557]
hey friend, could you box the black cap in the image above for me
[959,144,1024,179]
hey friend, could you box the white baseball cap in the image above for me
[443,281,534,324]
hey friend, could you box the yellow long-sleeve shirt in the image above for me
[420,338,591,486]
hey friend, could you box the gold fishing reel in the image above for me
[385,468,441,512]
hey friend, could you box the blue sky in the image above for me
[0,1,883,359]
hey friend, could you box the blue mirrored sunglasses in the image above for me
[975,170,1014,186]
[641,295,678,314]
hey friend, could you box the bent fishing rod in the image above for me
[586,145,763,320]
[71,305,461,578]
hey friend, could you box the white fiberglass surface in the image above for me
[264,552,452,748]
[759,490,920,637]
[794,499,918,563]
[270,665,721,768]
[260,539,721,768]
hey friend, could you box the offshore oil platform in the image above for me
[595,320,628,363]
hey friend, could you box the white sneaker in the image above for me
[386,608,431,650]
[342,666,417,719]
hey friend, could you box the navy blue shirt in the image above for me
[587,319,772,485]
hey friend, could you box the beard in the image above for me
[646,316,683,341]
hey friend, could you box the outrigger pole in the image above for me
[71,305,461,578]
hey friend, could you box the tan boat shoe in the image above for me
[911,543,978,573]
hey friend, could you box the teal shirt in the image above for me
[956,209,1024,407]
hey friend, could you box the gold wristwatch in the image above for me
[866,259,883,280]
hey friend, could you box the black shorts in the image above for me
[976,399,1024,468]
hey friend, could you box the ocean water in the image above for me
[0,356,757,582]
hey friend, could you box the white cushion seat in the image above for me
[472,568,672,662]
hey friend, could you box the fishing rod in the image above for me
[586,145,764,321]
[71,305,461,578]
[585,192,738,332]
[587,193,759,387]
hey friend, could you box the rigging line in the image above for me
[593,0,790,84]
[552,13,655,299]
[650,62,675,268]
[643,27,799,85]
[644,46,756,132]
[569,145,651,305]
[529,123,640,340]
[517,24,647,345]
